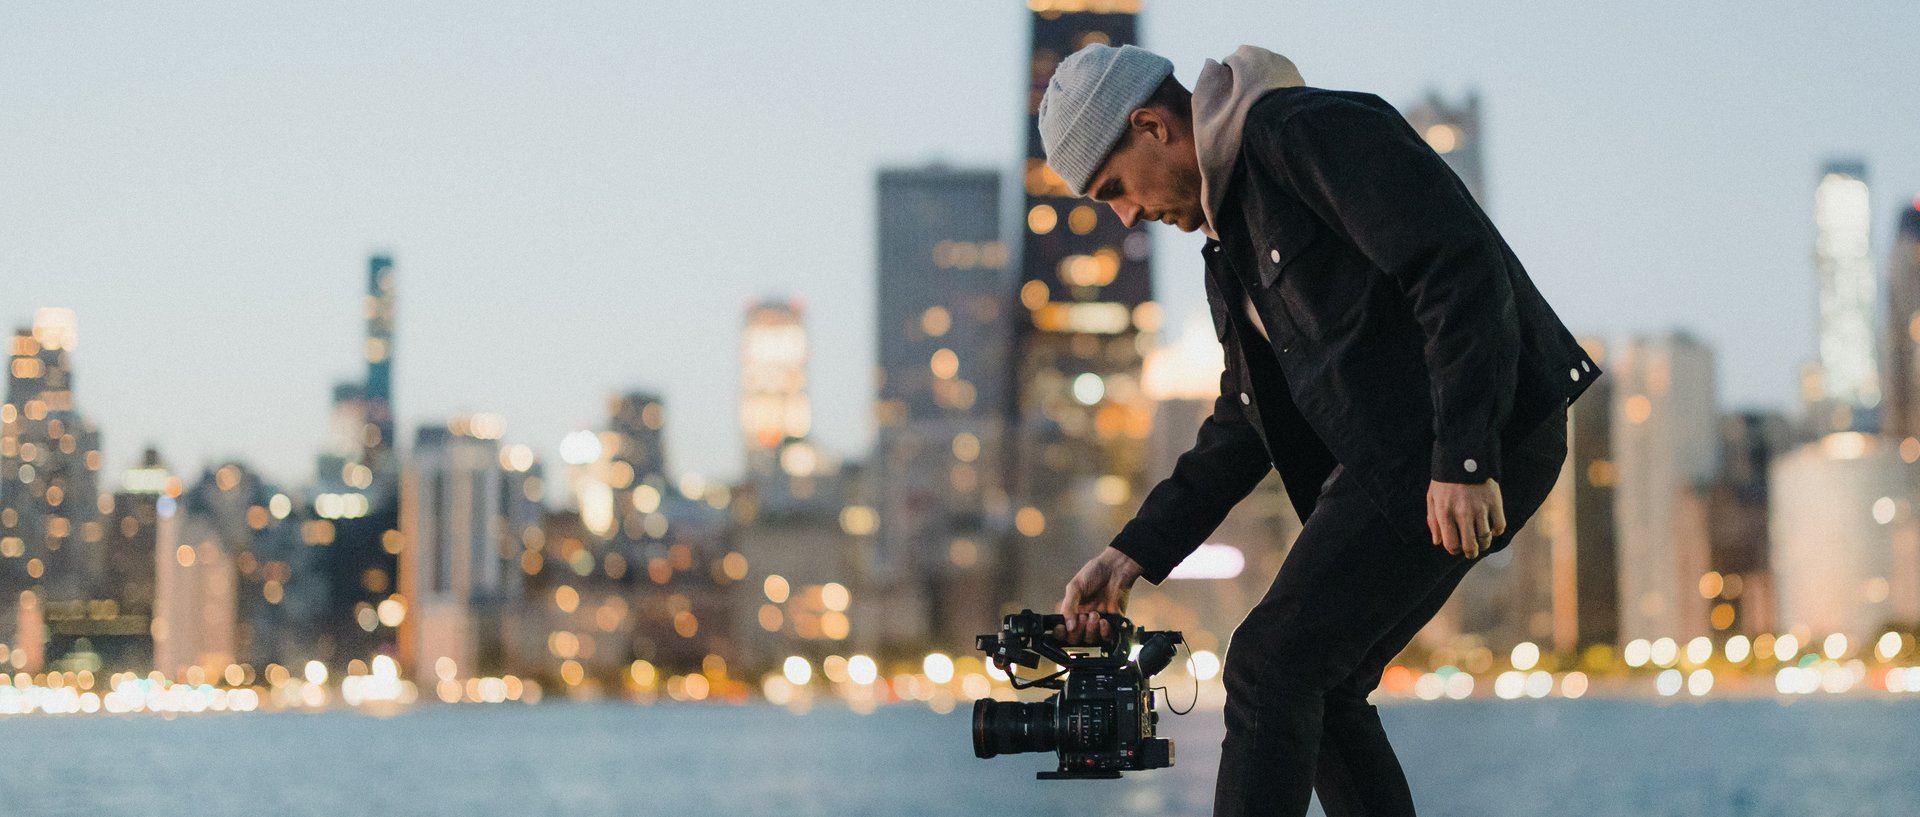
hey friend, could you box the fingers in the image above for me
[1057,612,1115,646]
[1453,507,1479,559]
[1054,610,1101,645]
[1491,480,1508,537]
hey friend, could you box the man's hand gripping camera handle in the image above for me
[1055,546,1145,646]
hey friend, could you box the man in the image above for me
[1039,44,1601,816]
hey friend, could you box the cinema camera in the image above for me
[971,609,1186,780]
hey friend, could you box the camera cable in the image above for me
[1150,634,1198,716]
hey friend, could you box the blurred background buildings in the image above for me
[3,1,1919,704]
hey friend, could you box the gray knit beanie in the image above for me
[1038,43,1176,197]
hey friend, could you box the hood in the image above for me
[1191,45,1305,239]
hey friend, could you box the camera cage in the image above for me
[974,609,1186,694]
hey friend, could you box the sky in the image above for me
[3,1,1917,493]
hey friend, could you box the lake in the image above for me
[0,697,1911,816]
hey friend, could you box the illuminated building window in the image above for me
[1623,394,1652,424]
[1068,205,1099,235]
[951,433,981,462]
[1710,603,1735,630]
[1028,204,1059,235]
[1131,301,1163,333]
[930,348,960,379]
[949,538,978,568]
[1015,507,1046,537]
[980,241,1009,268]
[1020,280,1050,311]
[921,306,952,337]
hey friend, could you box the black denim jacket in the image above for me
[1110,86,1602,584]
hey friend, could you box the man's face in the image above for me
[1083,107,1204,233]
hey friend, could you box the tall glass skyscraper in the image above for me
[1879,200,1920,439]
[1,308,105,672]
[1812,160,1879,433]
[364,254,397,468]
[1612,332,1718,644]
[312,253,403,664]
[872,164,1008,647]
[739,299,812,480]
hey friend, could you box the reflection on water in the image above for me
[2,697,1915,816]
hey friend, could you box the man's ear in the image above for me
[1130,107,1170,145]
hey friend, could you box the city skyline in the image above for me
[4,2,1920,491]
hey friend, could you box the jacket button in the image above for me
[1569,368,1581,381]
[1581,360,1592,372]
[1269,249,1281,263]
[1463,458,1478,473]
[1240,392,1250,405]
[1212,246,1221,253]
[1281,346,1290,353]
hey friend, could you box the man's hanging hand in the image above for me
[1427,479,1506,559]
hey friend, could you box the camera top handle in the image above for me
[977,610,1134,690]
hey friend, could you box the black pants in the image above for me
[1213,407,1569,817]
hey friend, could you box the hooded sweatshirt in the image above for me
[1191,45,1306,241]
[1189,45,1306,344]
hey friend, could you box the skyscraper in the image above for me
[1562,340,1621,653]
[155,461,315,678]
[1,308,106,672]
[1879,199,1920,439]
[152,473,237,679]
[1403,89,1487,210]
[1705,410,1797,637]
[42,448,169,674]
[1612,332,1718,643]
[1009,0,1157,612]
[364,254,397,469]
[312,254,403,664]
[740,299,812,479]
[398,417,507,685]
[1810,160,1879,434]
[871,164,1010,647]
[1770,432,1915,641]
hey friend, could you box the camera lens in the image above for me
[972,698,1057,758]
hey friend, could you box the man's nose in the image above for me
[1109,201,1141,229]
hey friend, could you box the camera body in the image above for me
[972,609,1182,780]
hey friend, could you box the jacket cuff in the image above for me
[1430,437,1501,484]
[1107,519,1183,586]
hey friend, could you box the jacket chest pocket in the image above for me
[1253,208,1363,342]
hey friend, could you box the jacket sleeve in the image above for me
[1106,278,1274,585]
[1248,94,1520,484]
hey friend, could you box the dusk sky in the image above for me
[4,1,1917,493]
